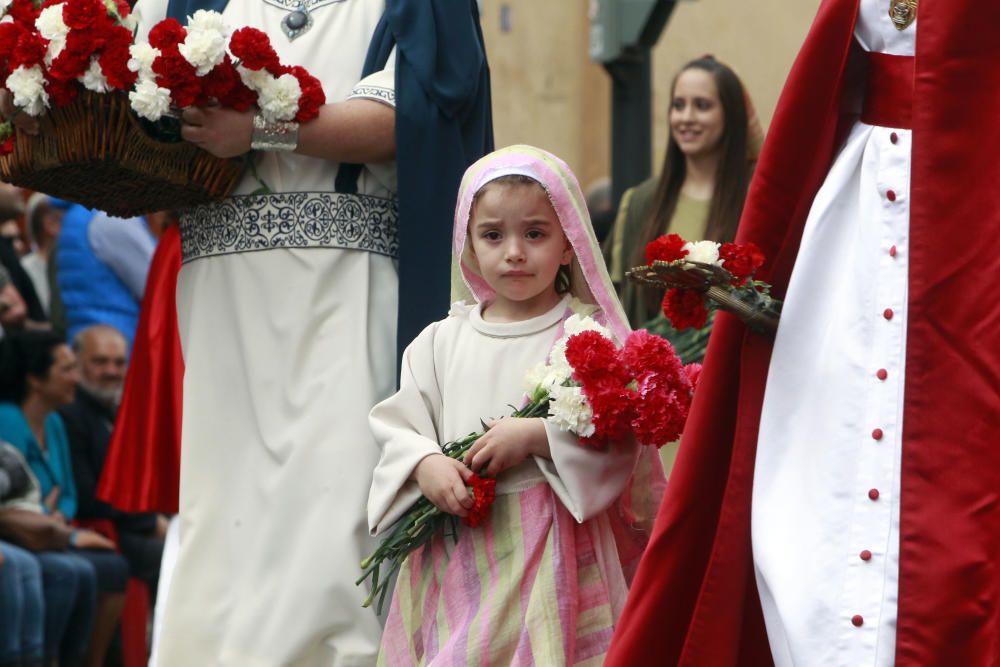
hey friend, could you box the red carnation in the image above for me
[147,19,187,51]
[719,241,766,286]
[63,0,113,32]
[288,66,325,122]
[0,23,25,63]
[462,473,496,528]
[645,233,688,265]
[112,0,131,18]
[630,381,689,448]
[7,0,41,26]
[585,384,635,445]
[0,132,14,156]
[10,30,46,69]
[45,75,79,107]
[564,330,630,387]
[98,26,136,90]
[153,50,204,107]
[621,329,684,380]
[48,47,90,82]
[229,27,279,72]
[203,56,257,110]
[662,288,709,331]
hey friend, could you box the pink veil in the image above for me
[451,144,667,580]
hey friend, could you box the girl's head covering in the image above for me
[452,144,631,343]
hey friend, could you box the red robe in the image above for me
[606,1,1000,664]
[97,224,183,514]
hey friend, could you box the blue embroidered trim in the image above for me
[179,191,399,263]
[350,85,396,105]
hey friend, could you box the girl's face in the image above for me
[669,68,726,159]
[469,182,573,317]
[28,344,79,408]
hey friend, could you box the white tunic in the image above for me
[367,297,638,543]
[132,2,399,665]
[752,2,913,666]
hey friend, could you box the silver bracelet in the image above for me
[250,111,299,152]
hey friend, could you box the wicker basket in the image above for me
[0,90,242,218]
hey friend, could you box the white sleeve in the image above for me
[132,0,169,41]
[348,47,397,108]
[534,424,640,523]
[367,322,444,536]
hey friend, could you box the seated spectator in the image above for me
[54,206,155,350]
[2,439,110,667]
[0,331,127,667]
[0,537,45,667]
[61,325,166,599]
[21,195,69,319]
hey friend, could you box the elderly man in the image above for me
[58,325,166,597]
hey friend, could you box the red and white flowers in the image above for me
[530,308,696,449]
[0,3,325,152]
[638,232,780,334]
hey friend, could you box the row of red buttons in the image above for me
[855,133,904,631]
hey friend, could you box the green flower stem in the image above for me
[357,395,552,613]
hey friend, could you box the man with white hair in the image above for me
[58,324,167,596]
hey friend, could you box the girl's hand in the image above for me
[412,454,474,517]
[464,417,550,478]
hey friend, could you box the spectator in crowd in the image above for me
[0,331,127,667]
[0,184,46,328]
[54,206,155,350]
[0,265,27,335]
[603,56,762,338]
[2,439,105,667]
[20,195,69,320]
[60,324,166,599]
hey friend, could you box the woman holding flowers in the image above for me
[604,56,761,337]
[367,145,667,666]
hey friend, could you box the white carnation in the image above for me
[257,72,301,122]
[546,385,596,438]
[36,4,69,64]
[524,362,571,395]
[36,4,69,40]
[6,66,49,117]
[238,65,272,92]
[178,25,228,75]
[683,240,721,266]
[186,9,227,34]
[80,59,109,93]
[562,313,612,339]
[129,78,171,121]
[127,43,160,78]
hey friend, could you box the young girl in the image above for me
[367,145,665,666]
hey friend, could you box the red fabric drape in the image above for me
[606,0,1000,664]
[97,224,182,514]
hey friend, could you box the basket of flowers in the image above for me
[0,0,324,217]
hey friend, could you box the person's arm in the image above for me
[87,214,156,301]
[179,97,395,163]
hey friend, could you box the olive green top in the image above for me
[603,177,711,329]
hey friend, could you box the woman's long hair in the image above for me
[630,56,755,269]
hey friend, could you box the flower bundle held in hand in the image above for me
[627,233,782,335]
[129,14,324,124]
[0,0,138,152]
[358,310,697,613]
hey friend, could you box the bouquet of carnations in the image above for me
[0,2,325,215]
[627,233,782,335]
[357,306,699,613]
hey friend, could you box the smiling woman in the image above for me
[604,56,761,335]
